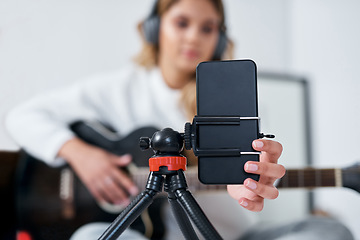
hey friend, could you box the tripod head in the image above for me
[139,128,187,174]
[139,128,184,157]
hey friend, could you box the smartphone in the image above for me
[195,59,260,184]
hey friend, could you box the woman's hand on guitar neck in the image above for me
[58,137,139,207]
[227,139,285,212]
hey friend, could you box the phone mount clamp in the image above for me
[184,116,274,157]
[98,127,223,240]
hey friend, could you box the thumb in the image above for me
[113,154,132,166]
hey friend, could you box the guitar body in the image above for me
[16,121,166,240]
[16,154,114,240]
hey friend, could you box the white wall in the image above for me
[1,0,360,239]
[289,0,360,238]
[0,0,151,149]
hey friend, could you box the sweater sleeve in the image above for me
[5,76,114,166]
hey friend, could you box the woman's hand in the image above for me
[227,139,285,212]
[59,138,139,207]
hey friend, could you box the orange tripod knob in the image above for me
[149,156,187,172]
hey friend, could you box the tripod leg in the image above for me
[99,172,164,240]
[169,170,223,240]
[167,191,199,240]
[175,189,222,240]
[98,189,157,240]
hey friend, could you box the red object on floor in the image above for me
[17,231,32,240]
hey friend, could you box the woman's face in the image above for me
[158,0,221,74]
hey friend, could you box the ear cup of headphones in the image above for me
[142,15,160,45]
[213,31,227,59]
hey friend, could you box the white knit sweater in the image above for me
[5,64,187,166]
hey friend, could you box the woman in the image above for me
[6,0,285,239]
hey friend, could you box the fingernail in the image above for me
[240,200,248,207]
[130,186,139,196]
[120,154,132,163]
[253,140,264,149]
[246,163,258,172]
[246,180,257,190]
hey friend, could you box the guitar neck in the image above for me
[276,168,342,189]
[131,166,345,192]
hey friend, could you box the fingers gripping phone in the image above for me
[195,60,260,184]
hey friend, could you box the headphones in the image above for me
[142,0,228,60]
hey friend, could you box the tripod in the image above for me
[98,128,222,240]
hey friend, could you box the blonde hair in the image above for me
[134,0,234,120]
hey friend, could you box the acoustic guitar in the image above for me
[15,121,360,240]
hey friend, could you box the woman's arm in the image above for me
[5,71,139,205]
[5,85,100,166]
[59,137,138,206]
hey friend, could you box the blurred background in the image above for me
[1,0,360,239]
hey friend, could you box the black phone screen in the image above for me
[196,60,260,184]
